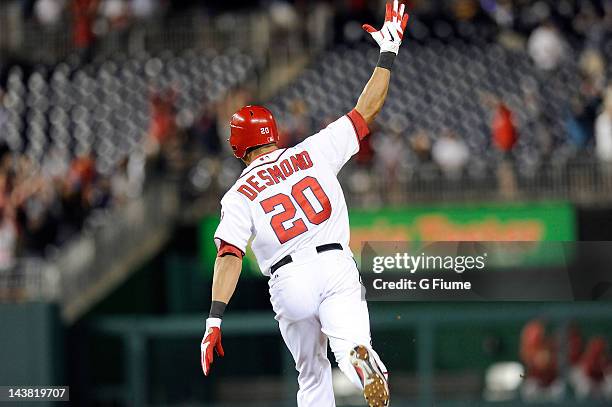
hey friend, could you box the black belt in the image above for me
[270,243,343,275]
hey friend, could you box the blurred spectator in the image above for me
[527,21,567,71]
[41,146,70,180]
[567,323,585,368]
[128,0,159,53]
[57,177,88,240]
[72,0,99,59]
[432,131,469,179]
[88,174,112,209]
[269,1,299,32]
[34,0,65,27]
[492,102,518,154]
[573,1,608,50]
[279,99,310,148]
[595,87,612,166]
[0,88,6,135]
[374,128,407,200]
[130,0,157,20]
[480,0,515,29]
[20,0,38,21]
[565,98,594,149]
[306,0,333,51]
[450,0,480,22]
[564,53,604,151]
[190,105,222,156]
[69,151,96,188]
[579,49,606,94]
[519,319,563,401]
[98,0,132,53]
[99,0,131,30]
[572,337,612,400]
[410,129,432,164]
[0,203,17,272]
[147,88,178,154]
[111,153,145,203]
[17,185,59,256]
[521,83,553,158]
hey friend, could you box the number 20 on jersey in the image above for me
[260,176,332,244]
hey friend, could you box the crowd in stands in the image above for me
[13,0,167,61]
[520,319,612,401]
[269,0,612,191]
[0,48,253,265]
[0,82,146,269]
[1,0,611,259]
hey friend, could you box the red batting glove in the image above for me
[201,317,224,376]
[363,0,410,55]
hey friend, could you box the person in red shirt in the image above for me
[519,320,565,401]
[520,320,558,388]
[493,102,518,154]
[572,336,612,400]
[148,89,178,146]
[72,0,99,59]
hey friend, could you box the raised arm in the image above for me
[355,68,391,125]
[356,0,410,124]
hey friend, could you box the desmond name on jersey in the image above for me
[237,150,314,201]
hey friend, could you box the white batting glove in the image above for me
[363,0,410,55]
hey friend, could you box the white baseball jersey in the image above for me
[214,114,361,275]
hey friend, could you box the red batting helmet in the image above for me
[229,105,279,159]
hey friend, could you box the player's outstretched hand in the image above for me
[363,0,410,55]
[201,317,224,376]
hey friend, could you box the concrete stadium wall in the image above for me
[0,303,64,392]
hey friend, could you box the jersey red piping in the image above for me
[346,109,370,142]
[214,236,246,257]
[217,240,245,259]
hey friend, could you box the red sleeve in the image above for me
[347,109,370,141]
[217,240,244,259]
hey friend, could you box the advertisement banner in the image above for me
[199,202,576,278]
[349,202,576,267]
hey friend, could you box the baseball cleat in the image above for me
[350,345,389,407]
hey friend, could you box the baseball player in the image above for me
[201,2,410,406]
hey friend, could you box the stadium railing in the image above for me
[343,160,612,207]
[10,8,315,68]
[90,303,612,407]
[188,158,612,209]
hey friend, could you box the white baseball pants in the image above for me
[268,248,387,407]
